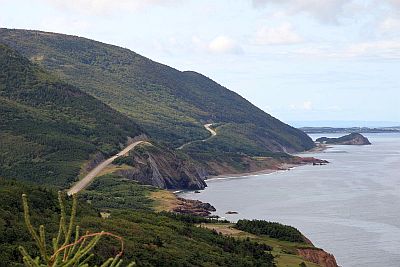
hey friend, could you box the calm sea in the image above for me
[180,133,400,267]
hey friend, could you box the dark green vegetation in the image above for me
[0,178,276,267]
[0,28,314,158]
[19,192,133,267]
[185,123,295,156]
[0,44,143,187]
[159,211,229,224]
[81,174,157,211]
[316,133,371,145]
[236,219,305,243]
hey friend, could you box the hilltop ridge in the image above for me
[0,28,314,158]
[0,44,205,190]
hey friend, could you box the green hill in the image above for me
[0,44,143,187]
[0,178,277,266]
[0,29,314,158]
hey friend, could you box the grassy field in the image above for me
[149,190,181,212]
[200,223,321,267]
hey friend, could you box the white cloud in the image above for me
[190,35,244,55]
[387,0,400,9]
[292,40,400,59]
[346,40,400,58]
[302,101,313,110]
[290,101,313,111]
[252,0,350,23]
[39,0,181,15]
[252,0,400,24]
[379,17,400,33]
[255,23,302,45]
[207,36,243,54]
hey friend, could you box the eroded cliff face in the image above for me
[115,143,207,190]
[297,248,339,267]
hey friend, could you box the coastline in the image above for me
[205,153,329,182]
[173,153,339,267]
[173,143,331,216]
[172,146,331,225]
[206,163,297,181]
[172,157,328,215]
[302,143,331,153]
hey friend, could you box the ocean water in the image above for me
[180,133,400,267]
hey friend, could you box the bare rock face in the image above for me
[316,133,371,145]
[116,144,207,190]
[297,248,339,267]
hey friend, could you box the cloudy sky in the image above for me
[1,0,399,126]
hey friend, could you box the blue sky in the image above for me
[1,0,399,125]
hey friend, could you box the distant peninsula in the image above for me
[300,126,400,134]
[316,133,371,145]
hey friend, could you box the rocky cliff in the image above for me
[113,143,207,190]
[297,248,339,267]
[316,133,371,145]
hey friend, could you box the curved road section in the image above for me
[204,123,217,137]
[177,123,217,150]
[67,141,144,195]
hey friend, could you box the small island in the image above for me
[316,133,371,145]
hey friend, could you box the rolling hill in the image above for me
[0,28,314,159]
[0,44,209,189]
[0,30,337,267]
[0,43,145,186]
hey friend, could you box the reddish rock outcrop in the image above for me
[297,248,338,267]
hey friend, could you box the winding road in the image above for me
[177,123,217,150]
[204,123,217,137]
[67,141,144,195]
[68,124,217,195]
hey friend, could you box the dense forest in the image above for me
[0,44,143,186]
[236,219,306,243]
[0,178,278,266]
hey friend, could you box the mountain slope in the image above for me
[0,44,144,186]
[0,28,315,157]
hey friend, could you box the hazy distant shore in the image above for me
[206,163,306,181]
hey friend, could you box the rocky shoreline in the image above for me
[170,156,339,267]
[171,156,329,217]
[171,155,329,217]
[172,197,217,217]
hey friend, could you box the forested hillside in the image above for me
[0,177,333,267]
[0,178,277,266]
[0,28,314,156]
[0,44,143,186]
